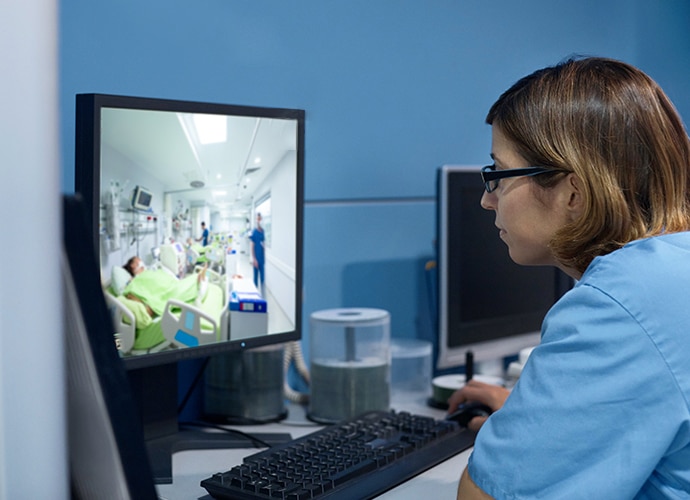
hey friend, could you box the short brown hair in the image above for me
[487,57,690,273]
[124,256,139,277]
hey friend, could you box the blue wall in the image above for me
[59,0,690,358]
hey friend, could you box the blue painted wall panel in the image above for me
[60,0,652,201]
[302,200,437,360]
[58,0,690,367]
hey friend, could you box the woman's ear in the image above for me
[565,174,585,219]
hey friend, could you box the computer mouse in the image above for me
[446,402,493,428]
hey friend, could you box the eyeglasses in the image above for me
[481,165,558,193]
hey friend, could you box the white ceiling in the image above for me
[102,107,297,215]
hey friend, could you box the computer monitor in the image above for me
[74,93,305,483]
[435,165,571,371]
[63,194,157,499]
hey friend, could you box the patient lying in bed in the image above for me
[122,256,208,318]
[107,256,224,354]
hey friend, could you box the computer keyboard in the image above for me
[200,409,475,499]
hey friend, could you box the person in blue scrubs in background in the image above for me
[250,212,265,295]
[450,57,690,499]
[197,221,209,247]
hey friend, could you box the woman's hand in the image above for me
[446,380,510,431]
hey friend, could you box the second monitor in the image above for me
[436,165,572,371]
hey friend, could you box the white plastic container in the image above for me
[308,308,390,423]
[390,339,432,403]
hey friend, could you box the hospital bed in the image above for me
[105,266,228,355]
[160,241,223,277]
[160,242,186,278]
[185,241,227,274]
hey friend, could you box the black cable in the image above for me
[176,358,279,450]
[205,413,285,426]
[179,421,272,448]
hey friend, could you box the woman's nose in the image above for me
[480,190,495,210]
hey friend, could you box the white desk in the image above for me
[155,397,472,499]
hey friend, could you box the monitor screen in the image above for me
[131,185,153,211]
[74,93,304,482]
[75,93,304,368]
[436,165,571,370]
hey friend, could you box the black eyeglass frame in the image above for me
[481,165,558,193]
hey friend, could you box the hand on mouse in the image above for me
[446,380,510,431]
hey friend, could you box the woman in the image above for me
[451,57,690,498]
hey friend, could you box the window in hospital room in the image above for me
[256,194,272,248]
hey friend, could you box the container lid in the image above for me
[391,339,432,358]
[311,308,389,324]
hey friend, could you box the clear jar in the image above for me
[308,308,390,423]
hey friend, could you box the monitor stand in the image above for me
[127,363,293,484]
[145,428,293,484]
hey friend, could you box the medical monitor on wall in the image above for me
[436,165,571,370]
[131,185,153,211]
[74,93,304,482]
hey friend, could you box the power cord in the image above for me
[178,420,273,448]
[283,341,310,404]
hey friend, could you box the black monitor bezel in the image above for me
[74,93,305,370]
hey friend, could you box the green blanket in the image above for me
[123,269,198,316]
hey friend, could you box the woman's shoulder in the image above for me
[564,232,690,340]
[583,232,690,283]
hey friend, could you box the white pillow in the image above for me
[111,266,132,296]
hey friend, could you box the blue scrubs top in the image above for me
[469,233,690,499]
[250,228,265,264]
